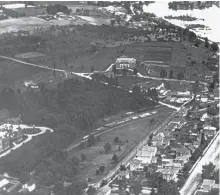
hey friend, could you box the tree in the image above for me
[81,153,87,161]
[90,66,95,72]
[118,145,121,151]
[112,64,117,75]
[112,153,118,163]
[87,134,96,147]
[202,162,216,180]
[120,165,127,171]
[169,70,173,79]
[133,67,138,76]
[122,67,128,76]
[54,181,63,193]
[111,19,115,27]
[194,39,201,47]
[150,188,156,195]
[20,172,30,184]
[177,71,184,80]
[205,37,209,48]
[114,136,120,144]
[104,142,112,153]
[211,42,219,52]
[131,182,142,195]
[214,169,219,184]
[80,64,84,72]
[87,186,96,195]
[160,68,167,78]
[99,165,105,174]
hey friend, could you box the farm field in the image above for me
[0,59,48,89]
[67,108,173,183]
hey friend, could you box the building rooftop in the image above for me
[202,179,215,186]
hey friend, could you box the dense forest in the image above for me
[0,77,156,194]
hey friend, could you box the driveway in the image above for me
[0,124,53,158]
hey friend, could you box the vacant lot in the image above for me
[67,108,173,183]
[0,59,48,89]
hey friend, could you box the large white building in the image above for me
[115,56,136,69]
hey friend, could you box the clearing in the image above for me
[67,107,173,183]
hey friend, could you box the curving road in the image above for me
[0,55,207,85]
[0,124,53,158]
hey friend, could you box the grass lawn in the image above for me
[67,108,173,183]
[0,59,48,89]
[66,46,122,73]
[22,128,41,135]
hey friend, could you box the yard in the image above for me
[67,109,173,183]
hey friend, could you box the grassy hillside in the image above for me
[0,77,156,191]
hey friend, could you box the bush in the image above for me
[211,42,219,52]
[46,4,71,15]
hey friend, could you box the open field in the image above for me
[67,109,173,183]
[0,58,48,89]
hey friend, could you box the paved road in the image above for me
[0,55,92,80]
[0,55,207,85]
[0,124,53,158]
[180,131,220,195]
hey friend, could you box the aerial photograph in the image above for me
[0,1,219,195]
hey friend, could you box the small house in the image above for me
[23,180,36,192]
[115,56,136,69]
[203,125,217,137]
[117,171,130,180]
[173,155,189,167]
[201,179,215,192]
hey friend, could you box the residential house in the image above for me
[115,56,136,69]
[152,134,164,147]
[130,159,142,171]
[0,132,10,152]
[136,146,157,164]
[203,125,217,137]
[161,138,171,148]
[161,158,173,168]
[193,140,200,148]
[173,155,189,167]
[201,179,215,192]
[170,147,191,157]
[157,167,180,182]
[117,171,130,180]
[167,122,178,131]
[187,144,196,154]
[22,180,36,192]
[96,185,111,195]
[164,162,181,170]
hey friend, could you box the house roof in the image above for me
[137,150,153,157]
[164,162,182,168]
[175,155,189,161]
[202,179,215,186]
[194,190,209,195]
[141,146,157,153]
[118,171,129,177]
[203,125,217,131]
[171,147,190,155]
[130,159,142,165]
[157,167,179,175]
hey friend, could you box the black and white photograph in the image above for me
[0,1,219,195]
